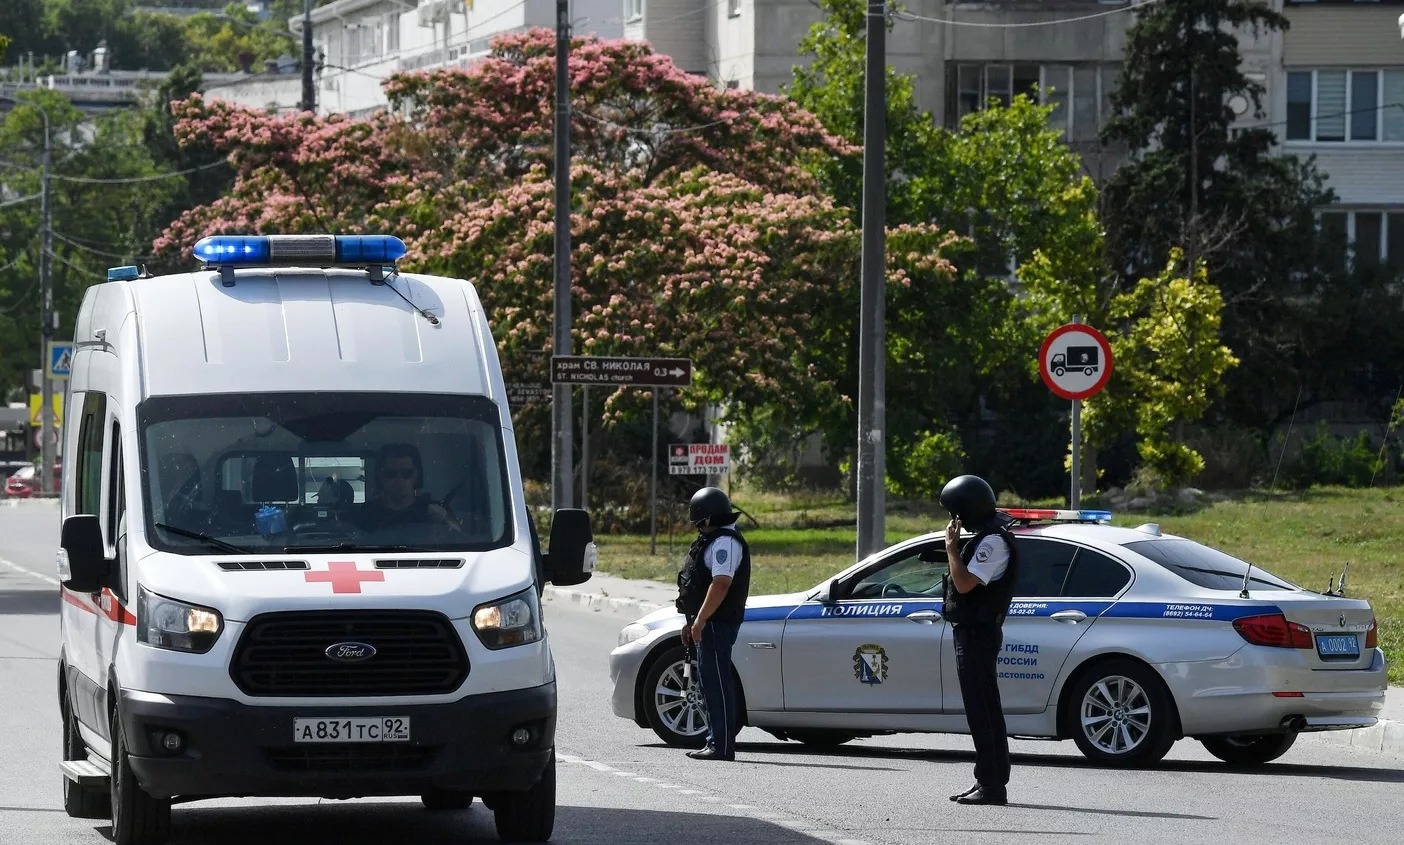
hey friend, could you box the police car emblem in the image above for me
[853,644,889,685]
[715,549,728,564]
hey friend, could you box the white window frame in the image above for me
[951,62,1119,141]
[1318,209,1404,268]
[626,0,643,23]
[1286,68,1404,146]
[728,0,741,17]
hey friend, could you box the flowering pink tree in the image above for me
[153,29,961,480]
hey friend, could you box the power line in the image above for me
[48,158,228,185]
[50,230,139,260]
[895,0,1161,29]
[575,110,734,137]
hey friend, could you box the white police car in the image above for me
[609,509,1386,767]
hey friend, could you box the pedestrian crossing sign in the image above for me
[47,341,73,380]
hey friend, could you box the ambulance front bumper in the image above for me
[118,683,556,800]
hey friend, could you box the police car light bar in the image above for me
[107,265,140,282]
[192,235,408,268]
[999,508,1113,524]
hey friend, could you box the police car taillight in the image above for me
[1232,613,1313,649]
[192,234,407,267]
[998,508,1113,524]
[1366,617,1378,649]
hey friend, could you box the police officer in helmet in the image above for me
[675,486,752,761]
[941,474,1019,805]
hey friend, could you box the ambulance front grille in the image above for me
[231,610,468,697]
[265,745,439,773]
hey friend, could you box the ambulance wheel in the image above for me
[785,729,858,748]
[1200,732,1297,766]
[490,751,555,842]
[1064,659,1178,768]
[110,706,171,845]
[641,645,709,748]
[420,788,473,811]
[61,693,110,819]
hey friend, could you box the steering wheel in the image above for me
[291,518,364,542]
[880,582,906,599]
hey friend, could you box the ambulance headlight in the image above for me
[618,623,650,646]
[137,587,223,653]
[471,588,543,650]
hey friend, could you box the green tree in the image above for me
[1099,0,1344,433]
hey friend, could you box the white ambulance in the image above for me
[55,234,595,845]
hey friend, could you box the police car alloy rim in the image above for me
[1079,675,1152,755]
[653,659,709,739]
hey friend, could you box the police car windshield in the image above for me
[1123,539,1298,591]
[138,392,513,556]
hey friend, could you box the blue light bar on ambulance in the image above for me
[999,508,1113,524]
[107,265,140,282]
[192,234,407,267]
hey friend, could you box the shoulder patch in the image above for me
[715,548,729,565]
[975,545,991,563]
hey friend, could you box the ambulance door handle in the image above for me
[1051,610,1087,624]
[907,610,943,624]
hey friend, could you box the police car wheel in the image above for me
[61,690,110,819]
[642,645,710,748]
[1065,659,1177,767]
[421,788,474,811]
[490,750,555,842]
[1199,732,1298,766]
[109,706,171,845]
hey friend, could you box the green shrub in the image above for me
[887,428,966,499]
[1281,423,1383,489]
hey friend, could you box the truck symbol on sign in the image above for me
[1051,345,1099,377]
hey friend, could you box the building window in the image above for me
[1286,69,1404,143]
[948,62,1120,141]
[626,0,643,22]
[728,0,741,17]
[1318,209,1404,271]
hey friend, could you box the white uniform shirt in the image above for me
[704,533,744,579]
[966,535,1010,586]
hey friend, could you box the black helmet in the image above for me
[689,487,739,528]
[939,475,996,525]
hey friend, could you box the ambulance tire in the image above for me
[490,750,555,842]
[1200,732,1298,766]
[420,788,474,811]
[110,706,171,845]
[61,693,110,819]
[785,729,858,748]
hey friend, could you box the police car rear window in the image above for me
[1123,539,1297,591]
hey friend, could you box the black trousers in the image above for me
[952,621,1010,792]
[697,619,741,756]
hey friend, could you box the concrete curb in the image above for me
[542,584,668,621]
[1304,718,1404,758]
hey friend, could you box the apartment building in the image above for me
[1279,1,1404,270]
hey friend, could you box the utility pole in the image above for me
[551,0,575,510]
[855,1,887,561]
[39,114,55,496]
[301,0,315,113]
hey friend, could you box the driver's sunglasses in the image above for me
[380,467,416,480]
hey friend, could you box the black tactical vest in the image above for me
[675,527,751,624]
[942,524,1019,625]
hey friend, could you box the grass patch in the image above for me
[594,486,1404,685]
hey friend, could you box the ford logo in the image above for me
[325,642,377,662]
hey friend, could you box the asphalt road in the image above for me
[3,499,1403,845]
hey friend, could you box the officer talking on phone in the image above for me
[675,487,751,761]
[940,474,1019,805]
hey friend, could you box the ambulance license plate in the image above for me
[293,717,411,743]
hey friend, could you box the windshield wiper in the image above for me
[281,542,427,553]
[154,523,254,555]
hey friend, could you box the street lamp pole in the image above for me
[551,0,575,510]
[38,112,55,496]
[301,0,316,112]
[856,1,887,560]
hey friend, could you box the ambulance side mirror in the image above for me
[60,514,110,593]
[544,508,595,587]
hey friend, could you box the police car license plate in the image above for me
[1315,634,1360,659]
[293,717,411,743]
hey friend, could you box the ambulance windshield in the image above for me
[137,392,514,555]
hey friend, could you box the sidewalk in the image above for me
[543,572,1404,758]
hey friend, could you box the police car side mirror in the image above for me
[59,514,110,593]
[544,508,596,586]
[821,578,841,603]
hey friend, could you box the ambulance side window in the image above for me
[75,393,107,518]
[107,421,126,598]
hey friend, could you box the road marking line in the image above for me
[0,556,59,586]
